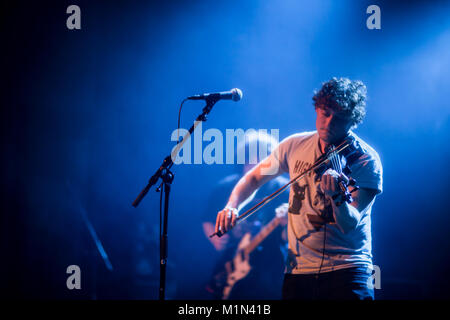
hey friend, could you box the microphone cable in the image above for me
[177,98,188,143]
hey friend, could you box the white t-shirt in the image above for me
[268,130,383,274]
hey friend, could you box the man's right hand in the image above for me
[213,154,282,236]
[215,206,238,235]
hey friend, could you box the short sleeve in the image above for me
[263,136,291,176]
[349,151,383,195]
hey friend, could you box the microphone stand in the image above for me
[132,96,220,300]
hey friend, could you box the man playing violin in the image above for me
[214,77,383,300]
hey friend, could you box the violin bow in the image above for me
[210,138,353,238]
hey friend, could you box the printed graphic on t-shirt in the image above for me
[311,189,335,225]
[289,159,314,215]
[289,170,335,229]
[292,160,313,175]
[289,182,307,214]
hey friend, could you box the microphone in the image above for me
[187,88,243,102]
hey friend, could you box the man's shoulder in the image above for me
[348,131,383,194]
[279,130,317,147]
[350,131,382,163]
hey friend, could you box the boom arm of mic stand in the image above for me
[132,155,172,207]
[132,97,219,208]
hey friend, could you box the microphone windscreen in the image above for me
[231,88,243,102]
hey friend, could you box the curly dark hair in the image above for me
[312,77,367,129]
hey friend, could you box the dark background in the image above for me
[1,0,449,299]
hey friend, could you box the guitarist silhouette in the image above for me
[205,203,288,300]
[200,131,289,299]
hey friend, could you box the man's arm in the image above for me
[215,156,282,234]
[320,169,379,234]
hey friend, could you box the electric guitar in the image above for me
[220,203,288,300]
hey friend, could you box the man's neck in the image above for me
[318,132,350,154]
[318,138,330,154]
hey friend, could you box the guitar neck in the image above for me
[243,217,281,255]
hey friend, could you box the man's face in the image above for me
[315,103,353,144]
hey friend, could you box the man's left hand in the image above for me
[319,168,342,198]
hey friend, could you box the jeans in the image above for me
[282,266,374,300]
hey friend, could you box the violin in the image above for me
[314,135,365,206]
